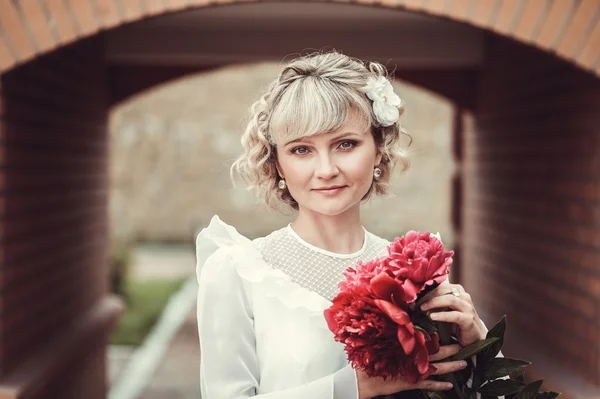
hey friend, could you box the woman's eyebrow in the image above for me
[284,137,303,145]
[284,131,362,146]
[331,132,361,140]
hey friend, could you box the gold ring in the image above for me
[451,287,461,297]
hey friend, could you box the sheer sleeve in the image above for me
[196,232,360,399]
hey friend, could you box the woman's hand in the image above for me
[419,281,486,347]
[356,344,467,399]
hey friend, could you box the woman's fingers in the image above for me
[430,360,468,375]
[430,310,474,328]
[421,294,471,313]
[429,344,461,361]
[413,379,454,391]
[360,373,454,397]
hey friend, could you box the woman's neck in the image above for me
[291,207,364,255]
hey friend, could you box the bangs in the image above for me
[269,76,373,145]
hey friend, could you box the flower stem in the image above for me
[435,321,465,399]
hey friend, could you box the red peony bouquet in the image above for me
[325,231,560,399]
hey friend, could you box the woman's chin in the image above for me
[311,201,361,218]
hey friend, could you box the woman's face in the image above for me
[276,117,382,218]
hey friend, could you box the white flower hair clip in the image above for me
[365,76,402,127]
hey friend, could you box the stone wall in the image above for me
[109,63,455,246]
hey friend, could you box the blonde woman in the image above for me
[195,52,487,399]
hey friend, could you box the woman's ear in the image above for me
[375,150,383,167]
[275,160,284,179]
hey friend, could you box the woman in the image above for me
[196,52,487,399]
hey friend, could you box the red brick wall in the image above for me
[0,35,110,397]
[1,1,598,79]
[462,35,600,396]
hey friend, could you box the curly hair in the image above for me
[231,51,411,210]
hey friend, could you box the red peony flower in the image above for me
[370,271,414,305]
[338,257,389,292]
[325,286,437,382]
[386,231,454,303]
[326,230,452,383]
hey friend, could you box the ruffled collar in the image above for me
[196,215,333,328]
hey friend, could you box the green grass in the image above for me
[110,278,187,346]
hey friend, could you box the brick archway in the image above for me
[0,0,599,76]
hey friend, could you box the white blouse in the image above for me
[195,215,390,398]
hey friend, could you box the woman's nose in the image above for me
[315,154,339,179]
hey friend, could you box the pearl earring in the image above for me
[278,179,286,190]
[373,167,382,178]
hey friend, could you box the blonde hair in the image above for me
[231,51,411,209]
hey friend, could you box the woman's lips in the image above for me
[313,186,347,196]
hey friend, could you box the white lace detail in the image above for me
[285,225,369,258]
[255,226,389,301]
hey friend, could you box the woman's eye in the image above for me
[291,146,309,155]
[338,140,356,150]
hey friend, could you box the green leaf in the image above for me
[477,379,527,396]
[514,380,543,399]
[480,395,496,399]
[451,338,498,361]
[536,392,560,399]
[481,316,507,363]
[483,358,531,380]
